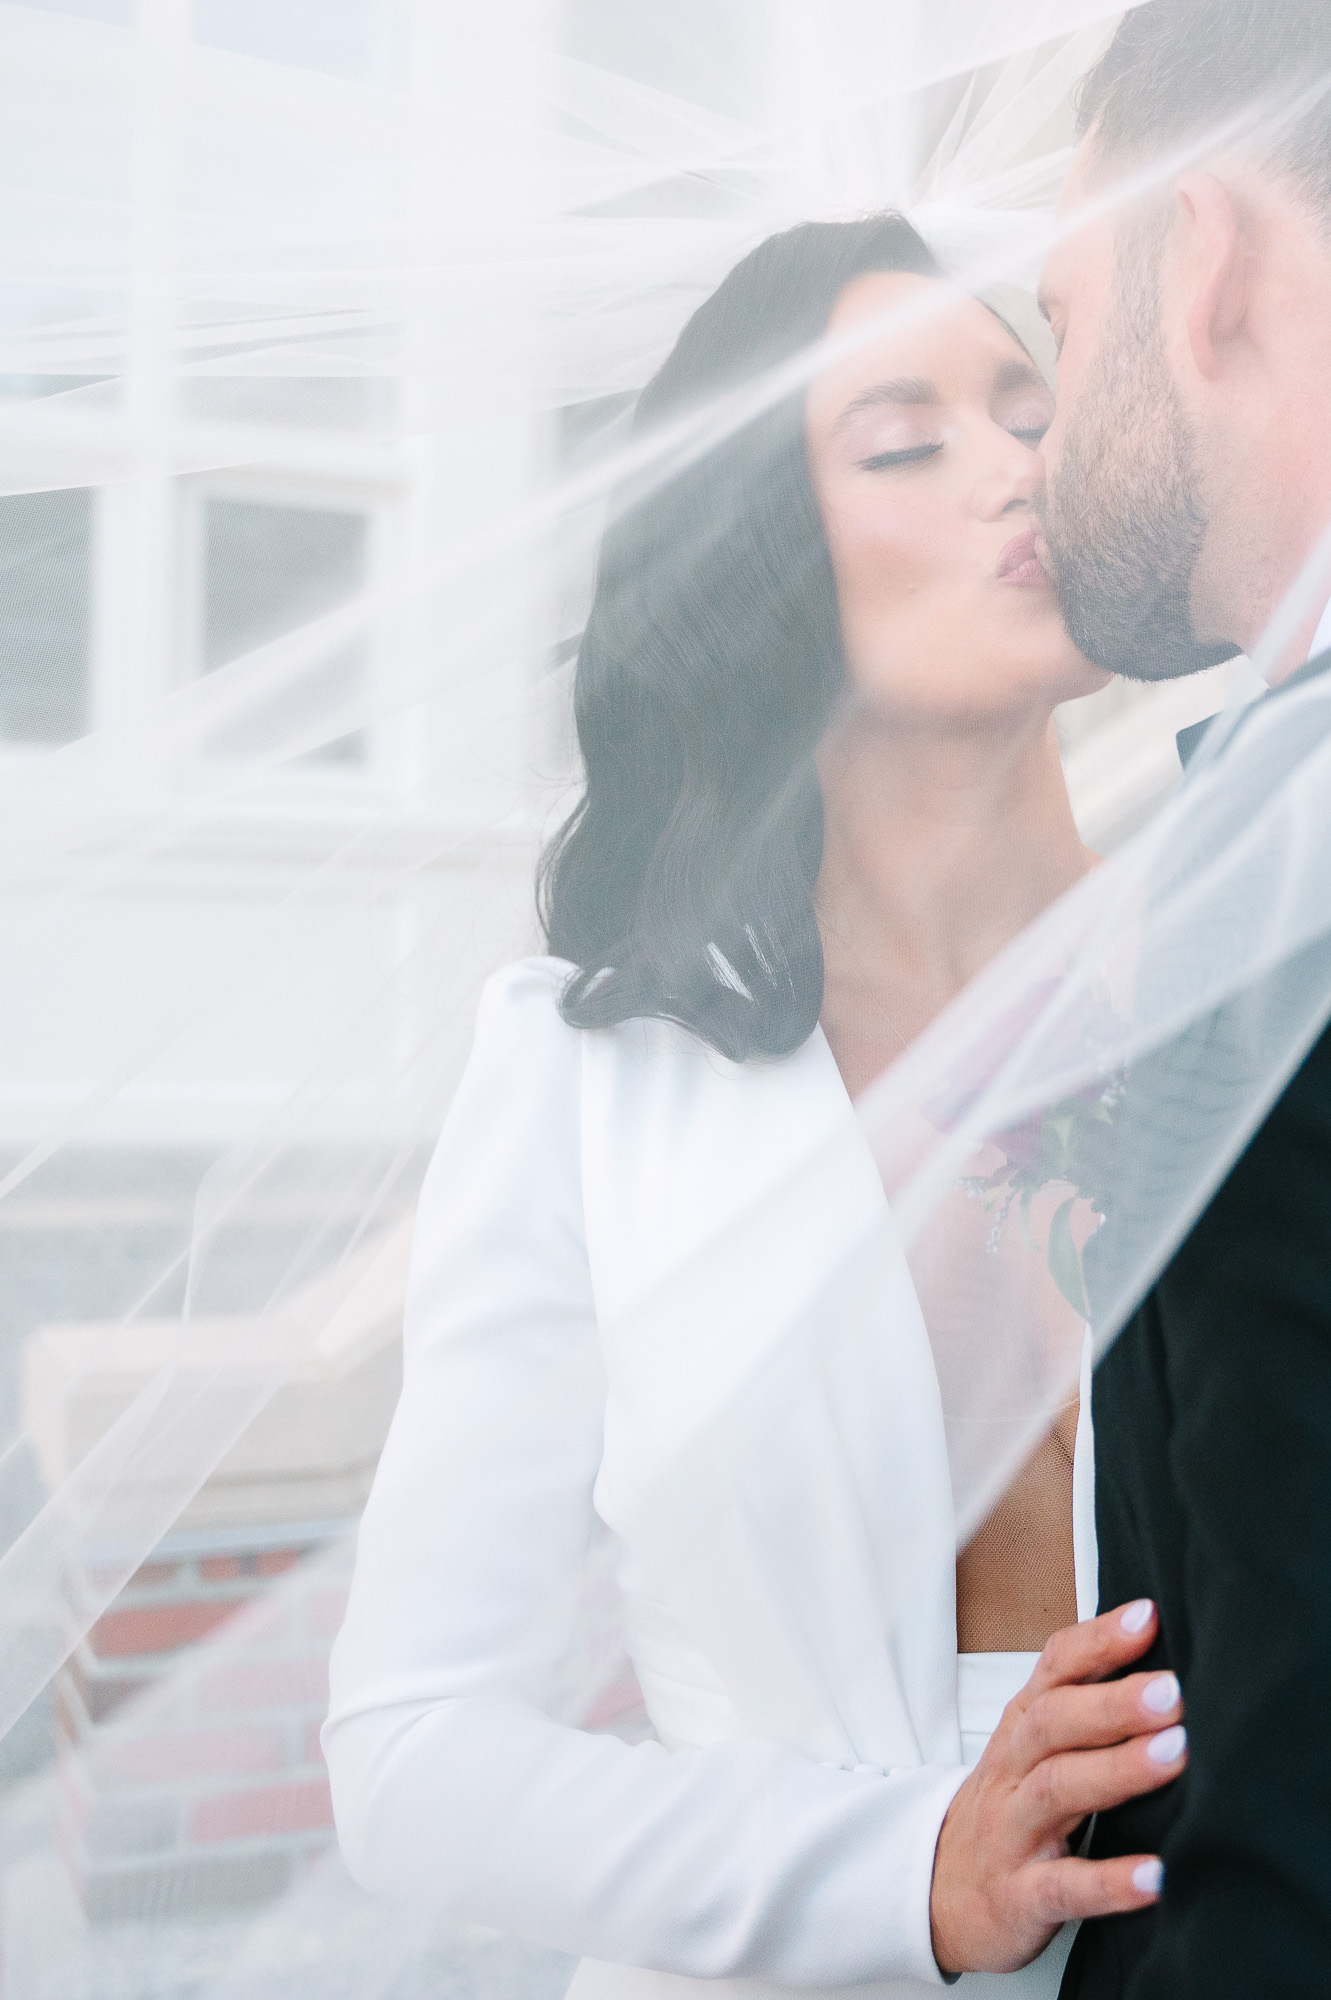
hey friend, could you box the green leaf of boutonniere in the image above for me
[1047,1194,1088,1318]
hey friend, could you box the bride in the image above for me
[324,214,1189,1997]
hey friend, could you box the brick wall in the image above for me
[55,1524,354,1920]
[54,1514,650,1927]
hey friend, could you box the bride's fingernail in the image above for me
[1147,1724,1187,1764]
[1142,1672,1180,1714]
[1121,1599,1154,1633]
[1132,1859,1164,1896]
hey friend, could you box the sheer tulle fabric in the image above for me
[2,1,1329,1992]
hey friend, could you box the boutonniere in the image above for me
[927,978,1126,1317]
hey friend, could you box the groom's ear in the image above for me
[1175,173,1250,382]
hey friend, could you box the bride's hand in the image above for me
[929,1599,1185,1978]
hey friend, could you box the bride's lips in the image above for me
[996,528,1051,589]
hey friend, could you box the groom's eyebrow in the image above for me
[833,376,937,430]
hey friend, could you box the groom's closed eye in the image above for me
[1036,286,1066,360]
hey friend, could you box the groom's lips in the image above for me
[996,528,1051,589]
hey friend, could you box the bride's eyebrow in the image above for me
[833,376,937,432]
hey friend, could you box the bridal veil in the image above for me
[0,1,1327,1990]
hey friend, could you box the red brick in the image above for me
[194,1656,328,1713]
[200,1556,244,1583]
[188,1776,333,1845]
[255,1550,303,1579]
[90,1600,241,1661]
[93,1724,290,1787]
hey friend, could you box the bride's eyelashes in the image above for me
[857,423,1046,472]
[858,442,943,471]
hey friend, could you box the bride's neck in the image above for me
[816,705,1091,1087]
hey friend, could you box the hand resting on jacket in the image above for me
[930,1600,1185,1977]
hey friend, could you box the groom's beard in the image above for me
[1042,284,1227,683]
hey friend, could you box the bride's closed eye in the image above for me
[859,441,944,471]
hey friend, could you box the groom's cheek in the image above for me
[1041,329,1092,486]
[1036,393,1071,501]
[1036,419,1061,492]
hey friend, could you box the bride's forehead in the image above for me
[815,277,1024,398]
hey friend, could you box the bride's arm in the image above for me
[323,962,967,1989]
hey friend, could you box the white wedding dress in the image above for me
[327,960,1097,2000]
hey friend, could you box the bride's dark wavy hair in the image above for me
[539,213,941,1061]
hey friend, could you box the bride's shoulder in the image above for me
[475,954,722,1083]
[457,956,710,1164]
[470,954,580,1068]
[480,952,577,1017]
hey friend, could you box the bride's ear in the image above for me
[1176,172,1249,381]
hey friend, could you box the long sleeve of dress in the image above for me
[323,962,965,1989]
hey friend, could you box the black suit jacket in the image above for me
[1061,654,1331,1999]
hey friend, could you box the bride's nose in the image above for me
[972,432,1042,521]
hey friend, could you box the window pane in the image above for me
[0,489,93,745]
[201,495,368,767]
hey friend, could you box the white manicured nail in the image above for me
[1142,1672,1180,1714]
[1132,1859,1164,1896]
[1147,1725,1186,1764]
[1121,1599,1154,1633]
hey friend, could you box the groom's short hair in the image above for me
[1077,0,1331,223]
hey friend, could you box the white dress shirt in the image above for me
[1309,595,1331,664]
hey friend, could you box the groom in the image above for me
[1037,2,1331,1995]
